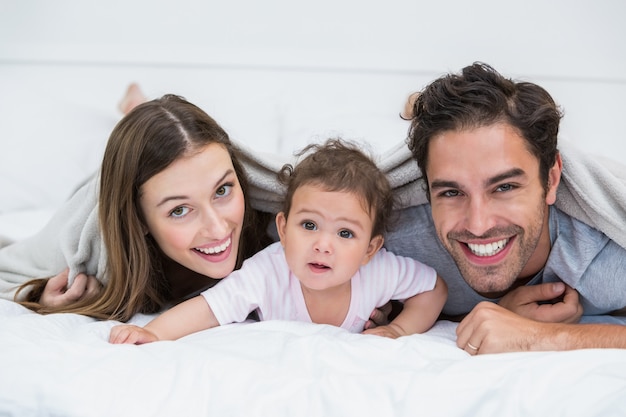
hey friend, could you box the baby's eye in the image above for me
[338,229,353,239]
[170,206,190,218]
[302,221,317,231]
[216,184,233,197]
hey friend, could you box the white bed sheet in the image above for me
[2,299,626,417]
[0,208,57,246]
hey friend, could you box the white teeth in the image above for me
[195,238,231,255]
[467,238,508,257]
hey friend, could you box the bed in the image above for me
[3,2,626,415]
[3,107,626,417]
[2,299,626,416]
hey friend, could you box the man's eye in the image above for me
[170,206,190,218]
[338,230,353,239]
[442,190,461,197]
[302,221,317,231]
[496,183,514,192]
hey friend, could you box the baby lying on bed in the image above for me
[109,139,447,344]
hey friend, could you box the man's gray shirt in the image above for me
[384,204,626,319]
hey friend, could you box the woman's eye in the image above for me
[338,230,353,239]
[170,206,190,218]
[302,221,317,231]
[216,184,233,197]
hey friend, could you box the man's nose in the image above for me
[464,197,496,237]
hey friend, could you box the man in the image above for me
[384,62,626,354]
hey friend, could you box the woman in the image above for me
[6,95,272,322]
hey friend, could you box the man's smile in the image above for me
[466,238,509,257]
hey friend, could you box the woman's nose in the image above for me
[200,206,229,237]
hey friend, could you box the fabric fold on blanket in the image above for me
[239,138,626,247]
[0,139,625,300]
[0,176,105,297]
[556,141,626,248]
[235,139,428,215]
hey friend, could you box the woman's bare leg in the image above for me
[118,83,147,115]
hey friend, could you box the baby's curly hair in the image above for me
[278,138,394,238]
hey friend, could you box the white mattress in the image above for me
[1,299,625,416]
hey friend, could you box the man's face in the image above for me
[426,123,561,296]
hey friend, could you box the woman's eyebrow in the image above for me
[156,169,235,207]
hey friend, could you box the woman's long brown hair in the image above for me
[17,95,271,321]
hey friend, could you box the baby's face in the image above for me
[276,184,382,293]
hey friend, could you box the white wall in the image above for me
[1,0,625,219]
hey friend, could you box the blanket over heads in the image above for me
[0,139,625,299]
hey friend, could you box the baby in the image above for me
[110,138,447,343]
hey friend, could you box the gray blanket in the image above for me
[1,139,625,300]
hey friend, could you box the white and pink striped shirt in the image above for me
[202,242,437,333]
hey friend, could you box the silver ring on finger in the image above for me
[467,342,479,351]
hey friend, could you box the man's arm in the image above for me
[456,301,626,354]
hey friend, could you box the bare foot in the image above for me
[118,83,147,115]
[401,92,419,119]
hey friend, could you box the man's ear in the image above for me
[546,152,563,205]
[362,235,384,265]
[275,212,287,244]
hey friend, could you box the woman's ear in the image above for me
[362,235,384,265]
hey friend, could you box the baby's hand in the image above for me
[362,323,405,339]
[109,324,158,345]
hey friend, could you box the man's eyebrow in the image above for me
[430,168,527,191]
[485,168,526,187]
[430,180,460,190]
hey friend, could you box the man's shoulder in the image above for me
[552,206,611,246]
[548,206,622,269]
[384,204,450,263]
[387,204,434,237]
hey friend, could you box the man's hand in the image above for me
[459,301,626,354]
[498,282,583,323]
[456,302,555,354]
[109,324,158,344]
[40,268,102,307]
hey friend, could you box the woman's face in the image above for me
[139,142,245,279]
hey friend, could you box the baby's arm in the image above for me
[109,295,219,344]
[363,275,447,338]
